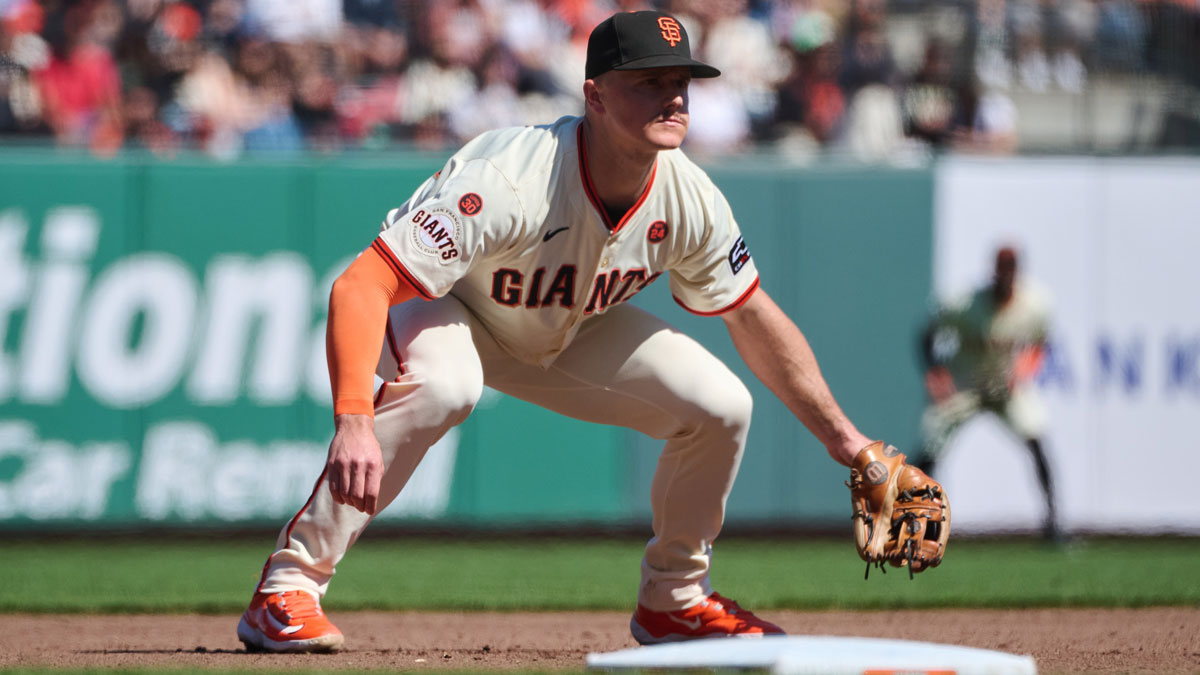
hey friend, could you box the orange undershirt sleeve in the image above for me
[1011,343,1045,385]
[327,244,419,417]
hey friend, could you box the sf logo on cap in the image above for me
[657,17,681,47]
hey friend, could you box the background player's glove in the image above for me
[847,441,950,579]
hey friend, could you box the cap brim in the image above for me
[611,54,721,78]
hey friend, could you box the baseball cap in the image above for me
[585,11,720,80]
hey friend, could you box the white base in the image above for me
[586,635,1036,674]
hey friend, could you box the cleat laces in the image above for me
[275,591,323,621]
[708,592,742,615]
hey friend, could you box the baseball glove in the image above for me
[847,441,950,579]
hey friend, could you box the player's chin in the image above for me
[646,122,687,149]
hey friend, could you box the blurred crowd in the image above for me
[0,0,1193,159]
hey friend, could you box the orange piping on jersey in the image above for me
[673,276,760,316]
[384,323,406,376]
[370,238,435,300]
[577,123,658,235]
[256,466,329,592]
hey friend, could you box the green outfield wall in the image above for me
[0,152,931,530]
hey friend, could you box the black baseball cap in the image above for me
[585,11,720,80]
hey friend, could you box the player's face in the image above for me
[594,67,691,151]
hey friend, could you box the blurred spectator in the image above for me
[247,0,340,44]
[398,1,485,148]
[1,0,51,137]
[901,41,1016,155]
[772,8,845,154]
[1094,0,1146,72]
[684,75,752,154]
[839,0,897,96]
[835,0,907,161]
[679,0,788,143]
[447,44,525,142]
[33,2,124,152]
[0,0,1194,156]
[334,23,406,146]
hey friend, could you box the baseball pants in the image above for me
[258,295,752,611]
[920,387,1047,462]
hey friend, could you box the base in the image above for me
[585,635,1036,674]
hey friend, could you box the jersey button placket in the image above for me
[600,230,618,267]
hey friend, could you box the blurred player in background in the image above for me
[918,246,1060,541]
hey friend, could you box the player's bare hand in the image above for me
[326,414,384,515]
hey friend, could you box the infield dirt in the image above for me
[3,608,1198,673]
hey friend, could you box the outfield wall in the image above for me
[0,153,931,530]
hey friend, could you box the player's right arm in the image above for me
[324,246,419,514]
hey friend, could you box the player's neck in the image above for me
[991,284,1014,307]
[581,118,658,213]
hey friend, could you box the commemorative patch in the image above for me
[409,208,461,263]
[728,236,750,274]
[647,220,669,243]
[458,192,482,216]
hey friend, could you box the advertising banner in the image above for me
[0,157,629,528]
[0,156,933,530]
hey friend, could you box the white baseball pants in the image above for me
[920,386,1047,461]
[259,294,752,611]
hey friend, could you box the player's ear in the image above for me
[583,79,605,114]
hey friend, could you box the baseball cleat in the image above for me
[237,590,344,653]
[629,591,785,645]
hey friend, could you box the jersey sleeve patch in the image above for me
[408,207,462,264]
[728,236,750,274]
[458,192,483,216]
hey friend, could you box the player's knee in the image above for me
[422,363,483,426]
[690,375,753,437]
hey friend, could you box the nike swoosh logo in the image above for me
[264,608,305,635]
[543,227,569,242]
[666,614,702,630]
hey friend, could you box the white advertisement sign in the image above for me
[934,157,1200,534]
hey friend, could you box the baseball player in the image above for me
[237,11,880,652]
[918,247,1060,540]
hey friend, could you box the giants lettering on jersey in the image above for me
[489,266,661,312]
[410,208,461,262]
[584,269,661,314]
[491,266,577,308]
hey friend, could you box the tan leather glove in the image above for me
[847,441,951,579]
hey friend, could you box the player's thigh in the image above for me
[1003,388,1047,440]
[483,304,752,439]
[379,295,486,408]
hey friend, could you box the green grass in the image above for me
[2,536,1198,614]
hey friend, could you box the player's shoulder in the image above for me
[451,116,576,183]
[658,147,719,190]
[1014,280,1051,314]
[655,147,726,218]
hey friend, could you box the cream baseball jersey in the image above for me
[935,282,1048,395]
[373,115,759,366]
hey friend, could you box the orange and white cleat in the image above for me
[630,592,785,645]
[237,590,344,653]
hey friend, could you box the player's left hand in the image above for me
[847,441,950,579]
